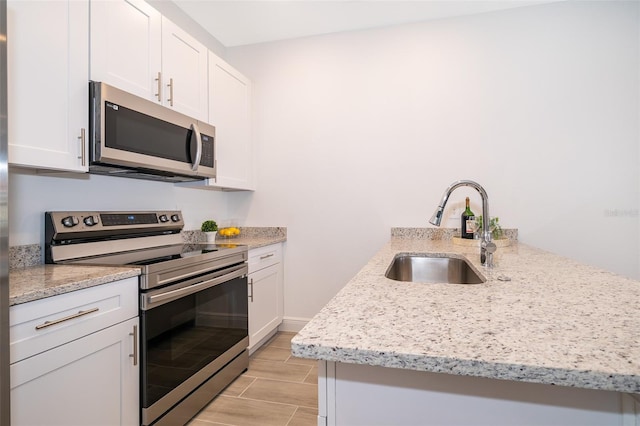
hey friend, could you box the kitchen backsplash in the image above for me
[9,244,41,269]
[181,226,287,244]
[391,227,518,241]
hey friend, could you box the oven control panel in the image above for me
[46,210,184,240]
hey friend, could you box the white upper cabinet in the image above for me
[90,0,161,101]
[178,51,254,191]
[90,0,208,121]
[161,18,208,122]
[8,0,89,172]
[209,52,254,190]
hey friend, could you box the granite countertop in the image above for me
[9,265,141,306]
[213,226,287,249]
[217,235,287,250]
[291,234,640,394]
[9,226,286,306]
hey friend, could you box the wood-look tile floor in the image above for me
[188,332,318,426]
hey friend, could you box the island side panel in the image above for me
[321,361,631,426]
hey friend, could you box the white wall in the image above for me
[226,1,640,320]
[9,170,231,246]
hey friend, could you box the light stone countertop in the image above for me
[291,236,640,394]
[9,265,141,306]
[216,235,287,250]
[9,227,286,306]
[213,226,287,249]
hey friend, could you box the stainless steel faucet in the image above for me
[429,180,497,267]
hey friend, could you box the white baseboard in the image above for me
[278,317,310,333]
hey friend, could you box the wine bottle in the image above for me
[461,197,475,239]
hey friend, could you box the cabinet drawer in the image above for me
[10,277,138,363]
[248,244,282,274]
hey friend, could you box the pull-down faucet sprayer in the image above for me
[429,180,496,267]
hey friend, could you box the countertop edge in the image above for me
[9,266,141,306]
[290,341,640,394]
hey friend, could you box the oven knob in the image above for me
[171,214,180,222]
[159,214,169,223]
[61,216,79,227]
[83,215,99,227]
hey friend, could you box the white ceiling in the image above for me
[172,1,558,47]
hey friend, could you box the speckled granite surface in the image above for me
[9,244,41,269]
[186,226,287,249]
[9,265,141,306]
[291,233,640,394]
[391,227,518,241]
[9,226,285,305]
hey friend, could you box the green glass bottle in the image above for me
[461,197,475,239]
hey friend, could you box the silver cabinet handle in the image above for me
[78,128,86,166]
[260,253,274,260]
[129,325,138,366]
[35,307,99,330]
[155,72,162,102]
[248,278,254,302]
[167,77,174,106]
[190,123,202,171]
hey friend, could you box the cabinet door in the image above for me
[248,263,283,350]
[11,317,139,426]
[209,52,254,190]
[90,0,162,102]
[8,0,88,172]
[161,18,208,121]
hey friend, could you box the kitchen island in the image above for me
[291,230,640,425]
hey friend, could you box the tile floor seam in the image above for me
[233,395,312,410]
[236,377,257,398]
[243,375,313,385]
[284,406,300,426]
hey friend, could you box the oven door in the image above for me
[140,263,248,425]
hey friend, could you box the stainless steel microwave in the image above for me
[89,81,215,182]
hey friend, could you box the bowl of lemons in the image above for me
[218,227,241,238]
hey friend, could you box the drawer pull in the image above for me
[129,325,138,366]
[35,307,99,330]
[259,253,274,260]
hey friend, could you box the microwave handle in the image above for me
[190,123,202,171]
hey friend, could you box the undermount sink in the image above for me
[385,254,485,284]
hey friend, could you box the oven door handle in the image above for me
[143,264,247,309]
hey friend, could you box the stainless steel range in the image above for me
[45,210,249,426]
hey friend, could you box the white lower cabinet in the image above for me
[248,244,283,352]
[10,277,139,426]
[11,317,139,426]
[319,361,637,426]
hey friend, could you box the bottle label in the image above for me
[465,218,475,237]
[462,212,475,239]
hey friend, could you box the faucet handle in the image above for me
[480,241,497,266]
[483,241,497,254]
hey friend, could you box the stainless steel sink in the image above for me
[385,254,485,284]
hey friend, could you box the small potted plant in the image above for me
[201,220,218,243]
